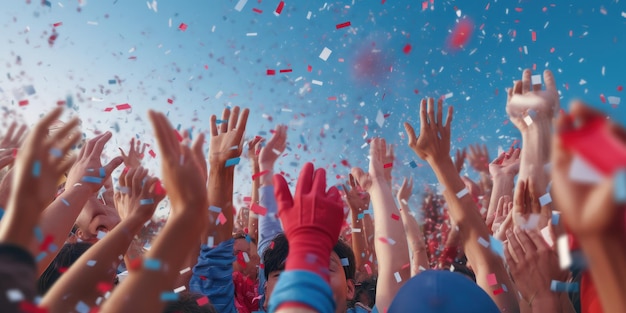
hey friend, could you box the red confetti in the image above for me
[307,65,312,72]
[600,94,606,103]
[250,203,268,216]
[18,100,29,106]
[267,69,276,75]
[128,258,142,271]
[196,296,210,306]
[413,89,419,94]
[148,150,156,158]
[167,98,174,104]
[275,1,285,14]
[618,85,623,91]
[391,213,400,221]
[403,44,412,54]
[39,235,54,251]
[447,19,474,49]
[97,282,113,293]
[328,96,337,101]
[56,100,66,106]
[116,103,131,110]
[279,69,292,73]
[531,31,536,42]
[53,22,62,27]
[174,130,183,142]
[178,23,188,31]
[103,107,113,112]
[252,170,270,180]
[154,180,166,196]
[19,301,48,313]
[336,21,351,29]
[253,8,263,13]
[421,1,428,10]
[493,288,504,295]
[383,163,393,169]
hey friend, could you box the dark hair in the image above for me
[262,233,356,282]
[38,242,93,294]
[162,291,217,313]
[352,277,377,308]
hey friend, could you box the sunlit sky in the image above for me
[1,0,625,215]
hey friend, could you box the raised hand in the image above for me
[118,137,147,169]
[65,132,124,193]
[342,173,370,213]
[506,69,559,131]
[467,144,490,173]
[0,108,80,247]
[397,176,413,204]
[489,147,521,178]
[259,124,287,170]
[247,136,264,166]
[454,148,466,173]
[209,106,250,166]
[491,196,513,241]
[511,179,551,231]
[114,166,165,222]
[273,163,344,278]
[0,121,28,151]
[404,98,453,162]
[149,111,207,213]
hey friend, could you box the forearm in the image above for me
[350,211,367,271]
[519,122,551,193]
[206,165,235,244]
[34,186,92,274]
[531,294,560,313]
[249,166,260,240]
[430,158,519,312]
[42,217,143,312]
[100,213,204,313]
[398,203,428,275]
[486,174,515,226]
[369,180,410,310]
[579,234,626,312]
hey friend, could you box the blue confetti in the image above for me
[108,79,117,85]
[550,280,579,292]
[143,258,162,270]
[245,235,252,243]
[48,243,58,253]
[409,161,418,168]
[489,236,504,258]
[551,212,560,225]
[340,258,350,266]
[34,227,43,242]
[140,198,154,205]
[0,208,4,221]
[49,148,62,158]
[225,157,240,167]
[160,292,179,301]
[36,252,47,262]
[32,161,41,177]
[614,169,626,203]
[61,198,70,206]
[82,176,103,184]
[357,213,364,219]
[99,167,106,178]
[208,206,222,213]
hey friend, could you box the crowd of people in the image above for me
[0,69,624,313]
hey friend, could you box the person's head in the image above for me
[352,277,377,308]
[232,232,260,279]
[38,242,93,294]
[74,184,120,243]
[262,233,356,313]
[162,291,217,313]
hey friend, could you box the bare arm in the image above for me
[397,177,429,276]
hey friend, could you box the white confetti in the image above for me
[6,289,24,302]
[234,0,248,11]
[319,47,332,61]
[557,235,572,269]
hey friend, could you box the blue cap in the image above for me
[388,270,500,313]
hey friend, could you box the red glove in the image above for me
[273,162,344,282]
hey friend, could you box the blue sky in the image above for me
[1,0,625,214]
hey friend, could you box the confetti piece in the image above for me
[456,188,469,199]
[541,226,554,248]
[523,115,534,126]
[36,252,47,262]
[18,99,29,106]
[99,167,106,178]
[391,213,400,220]
[569,155,603,184]
[383,163,393,169]
[490,236,504,258]
[208,206,222,213]
[279,69,292,73]
[615,169,626,203]
[6,289,24,302]
[487,273,497,286]
[403,44,412,54]
[225,157,241,167]
[217,212,227,225]
[161,292,179,301]
[242,252,250,263]
[394,272,402,283]
[250,203,268,216]
[551,280,579,292]
[178,23,188,31]
[144,258,162,270]
[179,267,191,274]
[174,286,186,293]
[493,288,504,296]
[234,0,248,11]
[140,199,154,205]
[319,47,332,61]
[252,170,269,180]
[352,228,361,233]
[478,237,489,248]
[539,193,552,206]
[34,227,43,242]
[208,236,215,248]
[531,74,542,85]
[267,69,276,75]
[116,103,131,110]
[336,21,351,29]
[531,31,537,42]
[196,296,210,306]
[82,176,103,184]
[364,263,372,275]
[75,301,90,313]
[97,231,107,240]
[32,161,41,177]
[49,148,62,158]
[275,1,285,14]
[252,8,263,13]
[340,258,349,266]
[97,282,112,293]
[409,161,418,168]
[551,212,560,225]
[312,80,323,86]
[448,18,474,49]
[557,235,572,269]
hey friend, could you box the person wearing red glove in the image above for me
[268,162,349,313]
